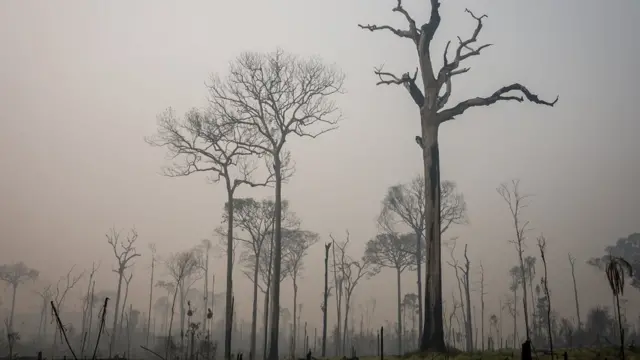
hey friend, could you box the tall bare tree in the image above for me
[284,229,319,356]
[364,232,417,354]
[147,104,274,360]
[568,253,581,329]
[106,226,140,355]
[165,250,200,359]
[446,240,471,351]
[536,235,553,355]
[321,242,332,357]
[198,239,211,339]
[81,262,100,354]
[52,265,85,356]
[380,177,467,342]
[479,262,487,351]
[359,1,557,350]
[35,284,53,341]
[118,272,134,342]
[498,180,532,341]
[0,262,39,333]
[147,243,157,347]
[330,231,377,354]
[207,48,345,360]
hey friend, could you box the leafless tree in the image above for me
[197,239,211,340]
[536,234,553,354]
[165,250,200,359]
[321,242,332,357]
[364,232,417,354]
[284,229,319,357]
[52,265,85,356]
[106,226,140,356]
[118,272,134,342]
[506,266,521,348]
[497,179,532,341]
[330,233,345,355]
[380,176,467,342]
[146,243,157,347]
[155,280,176,337]
[446,240,471,351]
[81,262,100,355]
[206,48,345,360]
[0,262,39,332]
[330,231,377,354]
[479,262,487,351]
[35,284,53,341]
[568,253,582,330]
[359,0,557,349]
[147,104,275,360]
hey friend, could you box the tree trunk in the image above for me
[415,230,423,344]
[464,275,472,351]
[292,278,298,358]
[9,283,17,333]
[322,243,330,357]
[224,187,235,360]
[88,282,95,347]
[267,154,283,360]
[615,294,625,360]
[202,247,209,339]
[110,271,124,357]
[166,284,180,360]
[147,256,155,347]
[396,268,403,354]
[569,258,581,329]
[343,294,351,355]
[250,253,260,360]
[518,255,531,340]
[420,121,445,352]
[512,288,518,348]
[120,277,132,343]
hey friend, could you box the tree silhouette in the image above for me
[0,262,39,332]
[359,1,557,350]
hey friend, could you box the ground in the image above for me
[339,347,640,359]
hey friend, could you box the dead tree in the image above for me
[380,177,466,343]
[460,245,472,352]
[146,243,157,347]
[118,272,134,342]
[106,226,140,356]
[537,235,553,355]
[479,262,487,351]
[322,242,332,357]
[330,231,377,354]
[358,0,557,350]
[446,240,471,351]
[206,49,345,360]
[35,284,53,341]
[81,262,100,356]
[147,105,274,360]
[364,232,416,354]
[498,180,532,341]
[568,253,582,330]
[0,262,39,332]
[52,265,85,356]
[285,230,319,357]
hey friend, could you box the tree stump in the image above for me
[521,340,532,360]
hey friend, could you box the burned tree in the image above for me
[380,176,466,342]
[359,0,557,350]
[364,232,417,354]
[106,226,140,355]
[0,262,39,333]
[147,104,274,360]
[536,235,553,355]
[330,231,377,354]
[207,49,345,360]
[498,180,532,341]
[146,243,157,347]
[284,229,319,356]
[568,253,581,329]
[322,242,332,357]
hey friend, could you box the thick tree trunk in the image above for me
[250,254,260,360]
[420,121,445,352]
[268,154,283,360]
[416,230,423,344]
[224,188,235,360]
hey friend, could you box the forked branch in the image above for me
[358,0,420,43]
[374,66,425,107]
[439,84,559,123]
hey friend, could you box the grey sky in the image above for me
[1,0,638,334]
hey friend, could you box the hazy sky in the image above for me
[1,0,639,333]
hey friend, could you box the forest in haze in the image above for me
[1,0,638,360]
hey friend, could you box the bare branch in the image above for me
[439,83,559,123]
